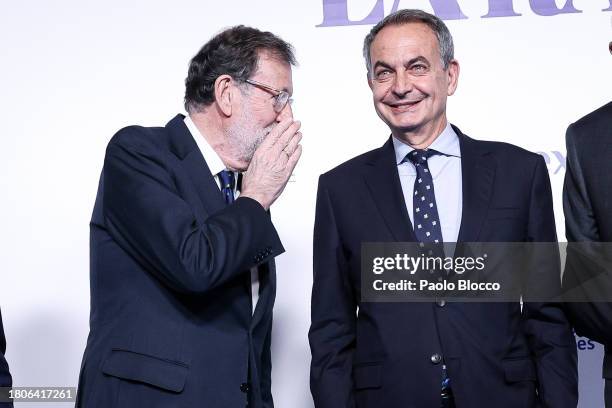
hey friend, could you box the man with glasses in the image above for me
[310,9,577,408]
[76,25,301,408]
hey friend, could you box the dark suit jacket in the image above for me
[0,309,13,408]
[562,101,612,399]
[76,114,284,408]
[310,126,577,408]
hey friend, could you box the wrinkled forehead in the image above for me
[370,23,441,63]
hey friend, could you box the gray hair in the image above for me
[184,25,296,114]
[363,9,454,76]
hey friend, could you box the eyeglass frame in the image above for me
[243,78,292,113]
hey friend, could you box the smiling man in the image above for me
[76,26,301,408]
[309,9,577,408]
[368,20,457,149]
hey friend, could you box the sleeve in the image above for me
[562,123,612,345]
[563,124,600,242]
[102,132,284,295]
[309,176,357,408]
[261,313,274,408]
[522,156,578,408]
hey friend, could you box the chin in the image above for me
[382,113,420,128]
[388,120,422,133]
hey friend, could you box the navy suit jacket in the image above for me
[76,115,284,408]
[562,101,612,404]
[0,309,12,408]
[310,127,577,408]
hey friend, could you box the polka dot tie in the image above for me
[403,149,443,244]
[403,149,454,402]
[218,170,235,205]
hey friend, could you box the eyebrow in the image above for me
[372,56,431,71]
[372,61,394,71]
[406,56,430,67]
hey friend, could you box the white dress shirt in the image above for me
[184,116,260,313]
[393,122,463,245]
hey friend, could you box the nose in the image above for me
[391,72,413,97]
[276,101,293,122]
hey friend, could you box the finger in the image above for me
[283,131,302,156]
[273,120,301,156]
[280,149,291,163]
[285,144,302,174]
[261,118,295,150]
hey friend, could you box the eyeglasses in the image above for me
[244,78,292,113]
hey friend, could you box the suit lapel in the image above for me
[166,115,276,328]
[363,138,417,242]
[183,151,227,215]
[166,114,226,216]
[455,127,496,243]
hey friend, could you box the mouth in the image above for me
[387,99,425,113]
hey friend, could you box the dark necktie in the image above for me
[217,170,235,205]
[403,149,455,406]
[403,149,443,244]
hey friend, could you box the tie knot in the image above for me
[218,170,235,190]
[404,149,440,166]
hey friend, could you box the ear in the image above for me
[214,74,234,117]
[367,72,374,91]
[446,59,460,96]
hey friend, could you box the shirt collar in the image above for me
[184,115,227,177]
[392,122,461,165]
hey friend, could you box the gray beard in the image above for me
[227,120,274,163]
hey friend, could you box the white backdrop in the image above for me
[1,1,611,407]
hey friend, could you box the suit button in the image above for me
[431,353,442,364]
[240,382,250,393]
[437,300,446,307]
